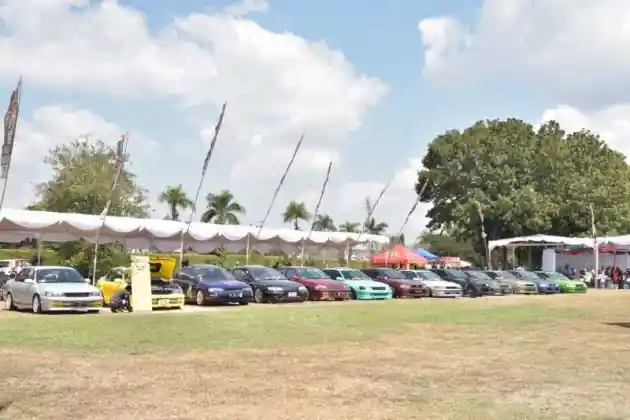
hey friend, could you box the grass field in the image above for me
[1,291,629,419]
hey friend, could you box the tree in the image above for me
[282,201,311,230]
[311,213,336,232]
[159,185,192,221]
[416,232,481,265]
[339,221,361,232]
[416,119,630,253]
[201,190,246,224]
[31,136,149,217]
[363,197,388,235]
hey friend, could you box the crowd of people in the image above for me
[569,266,629,289]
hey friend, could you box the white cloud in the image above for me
[0,0,388,227]
[224,0,269,16]
[418,0,630,102]
[542,104,630,158]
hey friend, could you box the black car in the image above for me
[173,264,252,306]
[430,268,482,296]
[463,270,511,295]
[232,265,308,303]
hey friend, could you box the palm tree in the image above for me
[282,201,311,230]
[311,213,336,232]
[363,196,388,235]
[158,185,193,221]
[338,221,361,232]
[201,190,246,224]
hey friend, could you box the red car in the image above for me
[360,268,429,298]
[279,266,351,301]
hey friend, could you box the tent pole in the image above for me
[36,234,42,265]
[245,234,251,265]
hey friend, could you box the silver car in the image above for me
[4,266,102,313]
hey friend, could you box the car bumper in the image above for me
[41,296,102,312]
[263,290,307,302]
[151,293,185,308]
[538,285,560,294]
[397,287,429,298]
[561,286,587,293]
[312,290,351,301]
[514,286,538,294]
[204,291,252,303]
[354,290,392,300]
[431,289,462,297]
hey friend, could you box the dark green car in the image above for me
[535,271,588,293]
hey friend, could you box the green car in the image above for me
[535,271,588,293]
[322,268,393,300]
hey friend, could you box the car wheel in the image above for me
[254,289,264,304]
[32,295,43,314]
[5,293,15,310]
[350,288,357,300]
[195,290,205,306]
[302,288,310,301]
[110,307,118,313]
[390,287,398,298]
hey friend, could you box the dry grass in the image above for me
[1,291,630,420]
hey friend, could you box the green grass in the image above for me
[0,300,585,353]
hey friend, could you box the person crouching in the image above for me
[109,284,132,313]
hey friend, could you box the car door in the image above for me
[15,268,34,306]
[9,269,27,306]
[233,268,258,292]
[173,268,199,301]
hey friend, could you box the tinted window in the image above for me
[415,270,444,281]
[249,267,285,280]
[400,271,416,279]
[466,271,492,281]
[444,269,468,279]
[190,266,234,281]
[342,270,369,279]
[296,268,329,279]
[498,271,518,280]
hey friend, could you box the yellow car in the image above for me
[97,257,185,310]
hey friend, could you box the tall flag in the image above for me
[307,160,333,239]
[0,77,23,209]
[257,132,305,236]
[397,172,430,236]
[178,103,228,267]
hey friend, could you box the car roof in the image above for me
[190,264,220,268]
[34,265,73,270]
[325,267,354,271]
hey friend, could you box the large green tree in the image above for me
[159,185,193,221]
[31,137,150,217]
[282,201,311,230]
[415,119,630,249]
[201,190,246,224]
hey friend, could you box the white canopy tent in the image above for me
[488,234,594,251]
[0,209,389,254]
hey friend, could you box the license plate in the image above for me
[288,292,297,297]
[229,292,242,298]
[158,299,168,305]
[336,292,345,297]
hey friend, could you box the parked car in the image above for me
[0,259,30,276]
[4,266,102,313]
[485,270,538,294]
[173,264,252,305]
[360,268,429,298]
[430,268,481,296]
[535,271,588,293]
[232,265,308,303]
[399,269,462,297]
[322,268,392,300]
[507,270,560,294]
[278,266,351,301]
[0,271,9,301]
[464,270,511,295]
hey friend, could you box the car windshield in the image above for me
[249,267,286,280]
[545,272,568,280]
[518,270,542,281]
[414,270,443,281]
[400,270,417,279]
[380,269,406,279]
[191,266,235,281]
[35,268,85,283]
[466,271,493,281]
[497,271,518,280]
[296,268,329,279]
[445,269,468,280]
[341,270,370,280]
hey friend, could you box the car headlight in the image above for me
[315,285,327,290]
[267,287,283,292]
[400,284,411,289]
[208,287,224,293]
[44,291,64,297]
[298,286,307,292]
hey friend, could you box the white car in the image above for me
[400,269,462,297]
[4,265,102,313]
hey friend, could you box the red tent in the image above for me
[370,245,428,268]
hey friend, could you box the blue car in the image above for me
[173,264,253,305]
[508,269,560,294]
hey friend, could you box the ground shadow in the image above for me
[604,322,630,329]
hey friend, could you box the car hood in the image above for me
[300,278,348,289]
[386,279,425,286]
[343,279,387,288]
[151,281,182,293]
[200,280,248,289]
[258,279,301,288]
[422,280,461,289]
[38,282,98,293]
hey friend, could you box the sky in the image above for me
[1,0,629,240]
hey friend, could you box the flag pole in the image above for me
[356,179,391,242]
[302,160,333,266]
[91,133,128,284]
[0,76,22,211]
[397,172,430,236]
[179,102,227,268]
[256,132,305,236]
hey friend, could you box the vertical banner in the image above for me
[0,77,23,209]
[179,102,228,267]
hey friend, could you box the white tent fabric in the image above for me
[0,209,389,254]
[488,234,593,251]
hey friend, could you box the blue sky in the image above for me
[0,0,627,238]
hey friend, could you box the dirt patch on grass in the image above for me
[1,291,630,420]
